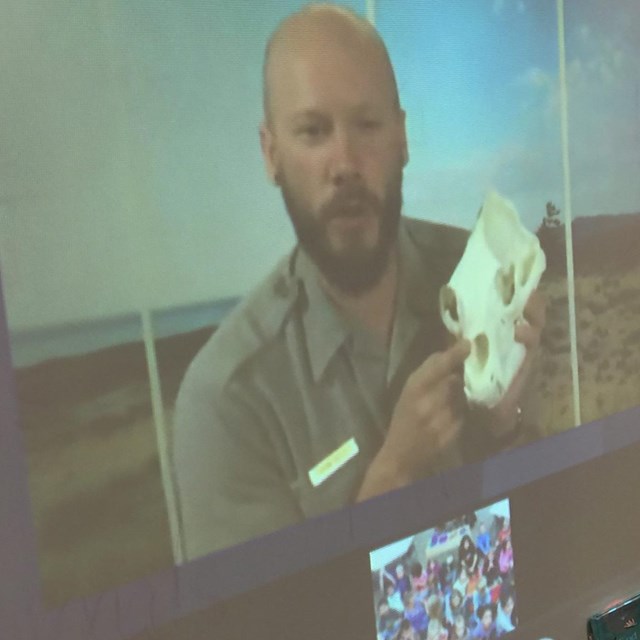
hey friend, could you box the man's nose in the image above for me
[328,129,361,184]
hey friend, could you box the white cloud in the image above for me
[519,66,553,90]
[492,0,526,17]
[515,23,640,217]
[578,23,591,43]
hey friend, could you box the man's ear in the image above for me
[259,120,280,186]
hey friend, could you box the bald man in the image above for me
[173,4,545,561]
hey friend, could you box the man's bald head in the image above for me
[262,3,400,128]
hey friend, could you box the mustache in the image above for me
[321,185,379,220]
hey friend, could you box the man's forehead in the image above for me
[268,20,381,84]
[263,6,399,126]
[268,37,393,120]
[269,6,373,54]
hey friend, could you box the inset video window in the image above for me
[4,0,639,617]
[369,499,517,640]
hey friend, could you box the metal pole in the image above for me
[556,0,582,426]
[366,0,376,25]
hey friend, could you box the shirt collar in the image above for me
[293,218,450,383]
[387,220,451,383]
[294,247,352,383]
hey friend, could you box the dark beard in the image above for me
[280,171,403,296]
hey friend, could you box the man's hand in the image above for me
[356,339,471,502]
[488,288,547,439]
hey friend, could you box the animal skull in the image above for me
[439,191,546,407]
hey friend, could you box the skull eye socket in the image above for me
[496,264,515,306]
[473,333,489,371]
[440,285,459,323]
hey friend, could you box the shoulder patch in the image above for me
[184,253,300,392]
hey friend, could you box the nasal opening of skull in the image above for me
[471,333,489,372]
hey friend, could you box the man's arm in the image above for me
[356,340,471,501]
[356,289,547,502]
[173,375,303,561]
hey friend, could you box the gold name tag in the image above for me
[308,437,359,488]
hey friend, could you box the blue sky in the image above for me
[377,0,640,228]
[379,0,559,157]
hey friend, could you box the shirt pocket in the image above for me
[288,444,369,519]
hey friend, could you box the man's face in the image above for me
[261,22,407,295]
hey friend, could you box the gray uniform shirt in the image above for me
[173,218,532,560]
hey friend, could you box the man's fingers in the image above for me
[415,372,465,418]
[514,322,539,349]
[523,289,546,329]
[412,339,470,390]
[430,410,464,450]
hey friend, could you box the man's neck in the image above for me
[318,248,399,347]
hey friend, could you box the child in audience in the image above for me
[395,619,419,640]
[495,588,516,636]
[459,535,481,576]
[411,561,429,596]
[449,614,471,640]
[444,589,467,628]
[497,541,514,581]
[426,617,449,640]
[403,591,430,639]
[378,598,403,640]
[472,605,497,640]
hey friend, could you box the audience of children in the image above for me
[375,516,517,640]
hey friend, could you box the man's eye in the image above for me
[298,125,323,138]
[359,120,380,130]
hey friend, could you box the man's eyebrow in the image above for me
[289,104,381,123]
[289,109,325,122]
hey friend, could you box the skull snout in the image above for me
[438,191,546,407]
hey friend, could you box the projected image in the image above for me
[369,499,517,640]
[2,0,637,613]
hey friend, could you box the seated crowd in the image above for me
[375,517,516,640]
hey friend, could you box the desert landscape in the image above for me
[536,212,640,432]
[15,327,211,605]
[13,212,640,606]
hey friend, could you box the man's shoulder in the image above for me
[181,253,299,397]
[403,216,469,258]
